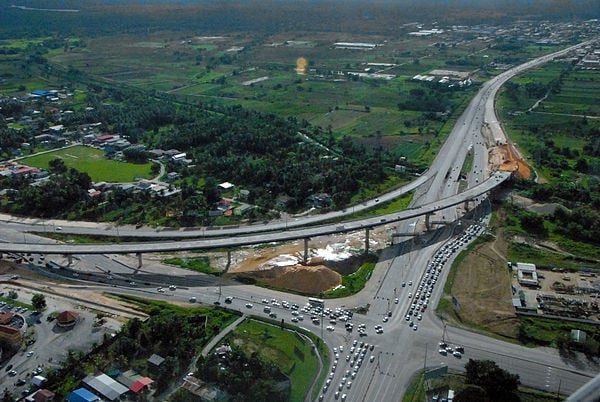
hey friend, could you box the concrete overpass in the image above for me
[0,171,510,258]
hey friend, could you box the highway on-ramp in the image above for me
[0,38,598,402]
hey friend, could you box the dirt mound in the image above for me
[249,264,341,294]
[497,143,531,179]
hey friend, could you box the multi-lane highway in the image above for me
[1,38,598,401]
[0,171,509,255]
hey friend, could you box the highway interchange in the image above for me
[1,38,599,401]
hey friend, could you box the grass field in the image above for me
[162,256,222,275]
[19,145,155,182]
[228,319,320,402]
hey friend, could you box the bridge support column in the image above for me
[365,228,370,254]
[226,249,231,272]
[137,252,143,268]
[67,254,73,266]
[425,213,432,230]
[464,199,473,212]
[303,238,310,264]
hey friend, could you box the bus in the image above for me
[308,297,324,308]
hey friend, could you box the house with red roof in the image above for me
[56,310,79,328]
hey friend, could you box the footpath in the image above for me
[201,314,247,357]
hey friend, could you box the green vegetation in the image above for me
[519,317,600,355]
[19,145,155,182]
[41,296,239,399]
[323,254,379,298]
[31,293,46,310]
[162,256,222,275]
[223,319,320,402]
[402,371,426,402]
[497,63,600,233]
[350,192,414,218]
[403,364,562,402]
[508,241,600,271]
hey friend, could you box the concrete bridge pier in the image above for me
[464,199,471,212]
[226,249,232,272]
[67,254,73,266]
[425,213,433,230]
[137,252,143,268]
[303,238,310,264]
[365,228,370,254]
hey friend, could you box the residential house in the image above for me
[66,388,100,402]
[82,372,129,401]
[147,353,165,367]
[25,389,55,402]
[305,193,332,208]
[276,194,295,209]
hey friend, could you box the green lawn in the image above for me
[19,145,155,182]
[228,319,320,402]
[162,256,222,275]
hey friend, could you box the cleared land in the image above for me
[439,221,520,339]
[19,145,155,182]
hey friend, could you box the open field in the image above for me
[40,29,556,159]
[438,224,520,339]
[19,145,155,182]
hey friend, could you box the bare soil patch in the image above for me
[222,228,388,294]
[494,143,532,179]
[443,222,520,339]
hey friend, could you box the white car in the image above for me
[245,303,253,308]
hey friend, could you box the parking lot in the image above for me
[0,279,124,394]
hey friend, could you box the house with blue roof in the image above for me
[31,90,56,97]
[66,388,100,402]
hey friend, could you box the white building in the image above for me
[517,262,539,286]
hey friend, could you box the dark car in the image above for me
[4,364,12,372]
[15,379,26,386]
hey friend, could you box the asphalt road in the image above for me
[0,171,509,255]
[0,38,598,402]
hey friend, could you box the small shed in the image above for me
[147,353,165,367]
[571,329,587,343]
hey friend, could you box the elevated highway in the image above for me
[0,171,510,255]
